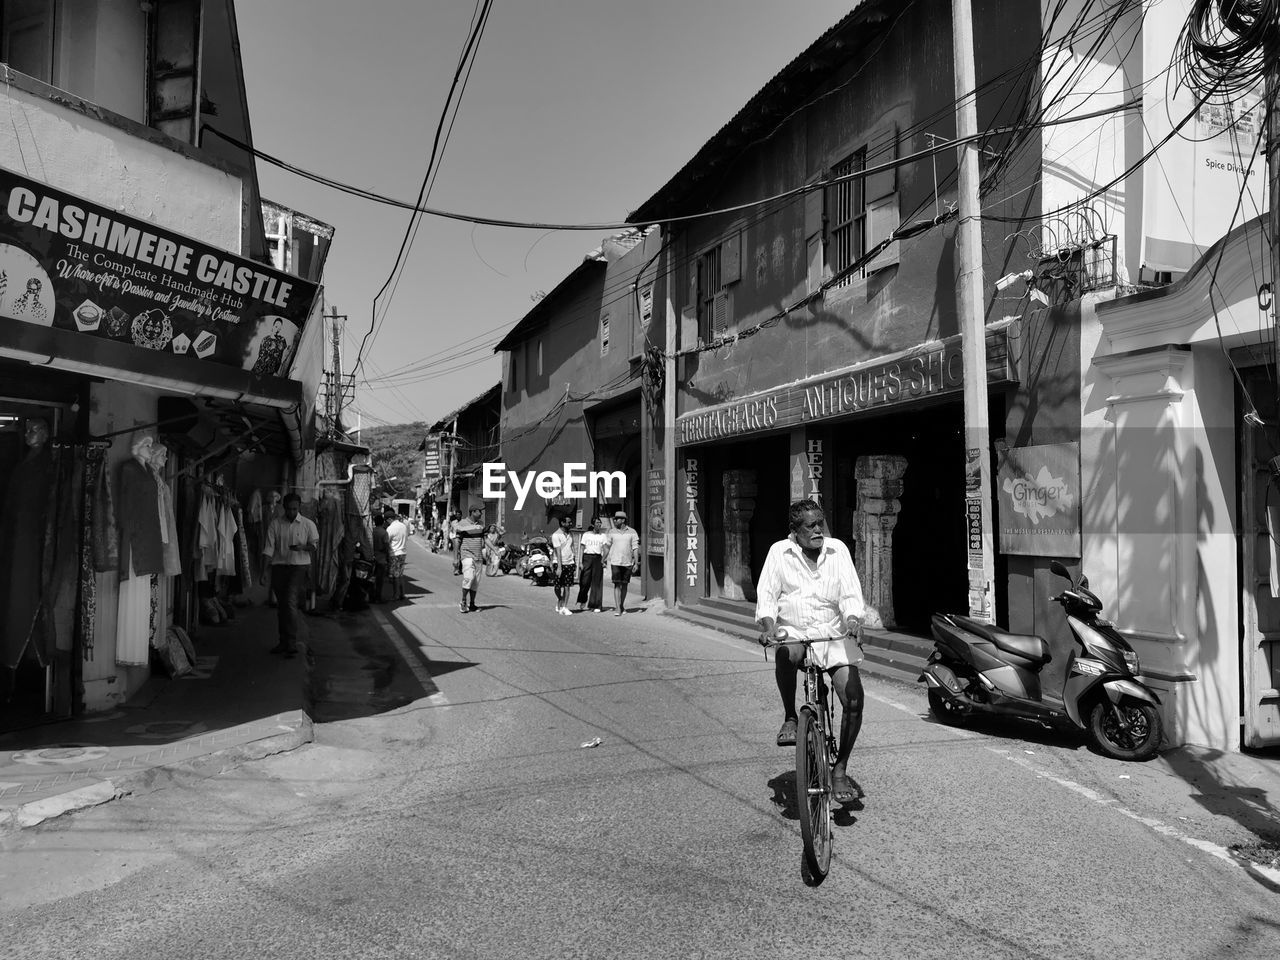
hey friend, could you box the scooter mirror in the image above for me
[1079,574,1090,589]
[1049,559,1072,581]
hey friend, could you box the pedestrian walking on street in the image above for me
[371,515,391,603]
[550,514,577,615]
[483,523,504,576]
[383,507,409,601]
[755,498,866,805]
[453,506,486,612]
[575,515,607,612]
[605,510,640,616]
[259,493,319,658]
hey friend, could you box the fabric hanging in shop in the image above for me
[216,496,237,576]
[232,502,254,589]
[90,450,118,573]
[115,569,151,667]
[0,439,52,670]
[152,463,182,576]
[79,447,107,660]
[42,445,83,657]
[118,456,166,577]
[315,494,343,595]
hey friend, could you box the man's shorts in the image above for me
[611,564,633,584]
[460,556,480,589]
[555,564,576,590]
[783,634,864,671]
[388,555,406,579]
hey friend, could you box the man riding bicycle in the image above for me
[756,499,866,804]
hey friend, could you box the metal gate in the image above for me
[1240,370,1280,747]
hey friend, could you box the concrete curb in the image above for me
[0,713,315,835]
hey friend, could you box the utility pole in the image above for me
[1269,67,1280,406]
[444,416,459,519]
[663,254,677,609]
[328,306,342,437]
[952,0,996,622]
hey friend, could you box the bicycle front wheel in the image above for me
[795,704,832,878]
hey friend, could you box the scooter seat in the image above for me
[951,616,1051,665]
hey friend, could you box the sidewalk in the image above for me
[0,599,313,833]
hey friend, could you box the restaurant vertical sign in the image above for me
[0,167,318,376]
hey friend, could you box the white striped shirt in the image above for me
[754,536,865,658]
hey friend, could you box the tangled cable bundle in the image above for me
[1179,0,1280,101]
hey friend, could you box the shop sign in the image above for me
[684,456,702,588]
[423,439,441,478]
[0,167,318,377]
[996,442,1080,557]
[676,325,1016,446]
[646,468,665,557]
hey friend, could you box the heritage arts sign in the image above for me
[676,323,1018,446]
[0,168,318,377]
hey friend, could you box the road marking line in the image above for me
[866,689,1238,867]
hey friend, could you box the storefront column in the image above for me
[852,455,907,629]
[722,469,757,601]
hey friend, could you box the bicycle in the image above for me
[762,627,844,879]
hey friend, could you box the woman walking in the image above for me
[575,515,607,612]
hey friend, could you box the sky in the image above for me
[234,0,858,431]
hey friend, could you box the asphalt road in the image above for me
[2,536,1279,959]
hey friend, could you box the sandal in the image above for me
[776,718,797,747]
[832,772,862,804]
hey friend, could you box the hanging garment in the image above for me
[44,447,83,656]
[91,450,118,573]
[80,448,107,660]
[115,564,152,667]
[152,466,182,576]
[0,444,52,669]
[117,458,165,577]
[197,489,219,574]
[232,502,254,589]
[315,495,343,594]
[216,498,237,576]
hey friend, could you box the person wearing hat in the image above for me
[603,510,640,616]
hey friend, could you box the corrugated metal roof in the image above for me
[627,1,887,225]
[428,382,501,434]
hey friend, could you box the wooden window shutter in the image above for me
[600,314,610,357]
[712,290,732,338]
[680,305,698,349]
[804,176,825,293]
[720,231,741,285]
[865,193,901,273]
[865,124,899,201]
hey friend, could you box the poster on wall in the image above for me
[0,167,318,377]
[996,442,1081,558]
[647,468,664,556]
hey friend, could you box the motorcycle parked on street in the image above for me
[520,537,555,586]
[919,560,1164,761]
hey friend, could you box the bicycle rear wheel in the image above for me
[795,704,832,877]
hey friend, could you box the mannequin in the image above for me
[0,418,52,670]
[116,435,162,667]
[148,443,183,576]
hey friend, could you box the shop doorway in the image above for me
[702,434,790,600]
[831,401,973,635]
[0,403,75,733]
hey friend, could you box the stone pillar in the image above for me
[851,455,907,629]
[722,469,758,601]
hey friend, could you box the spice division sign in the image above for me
[0,168,318,377]
[996,441,1080,557]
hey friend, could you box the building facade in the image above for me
[0,1,324,729]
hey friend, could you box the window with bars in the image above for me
[696,245,722,343]
[827,148,867,286]
[600,314,610,357]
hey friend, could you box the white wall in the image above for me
[0,84,243,252]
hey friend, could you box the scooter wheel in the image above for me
[1089,700,1163,761]
[927,688,968,726]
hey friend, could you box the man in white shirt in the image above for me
[755,499,866,804]
[259,493,320,658]
[604,510,640,616]
[550,514,577,615]
[383,507,409,601]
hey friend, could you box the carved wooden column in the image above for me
[851,455,907,628]
[722,469,758,601]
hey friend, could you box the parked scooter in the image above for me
[499,543,524,576]
[919,560,1163,761]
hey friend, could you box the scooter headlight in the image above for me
[1122,650,1140,675]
